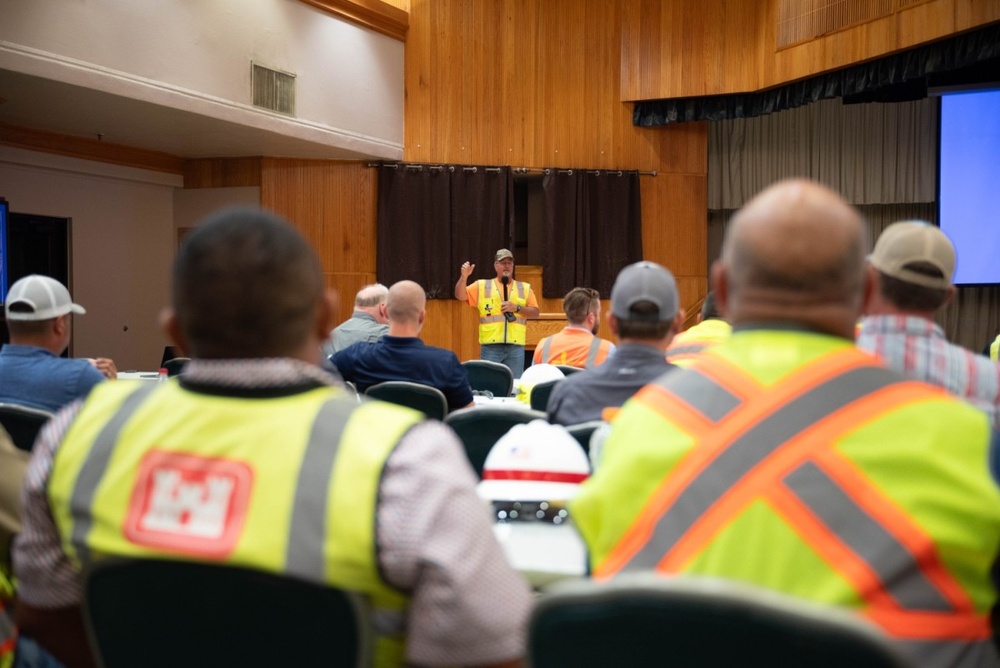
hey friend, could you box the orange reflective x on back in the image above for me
[596,347,987,640]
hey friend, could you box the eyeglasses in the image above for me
[492,500,571,525]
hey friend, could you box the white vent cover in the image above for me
[251,62,296,116]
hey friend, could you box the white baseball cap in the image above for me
[5,274,86,321]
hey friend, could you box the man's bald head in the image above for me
[386,280,427,326]
[714,179,867,337]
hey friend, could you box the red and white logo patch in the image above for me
[124,450,253,558]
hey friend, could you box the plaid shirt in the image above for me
[857,315,1000,428]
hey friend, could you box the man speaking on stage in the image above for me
[455,248,539,378]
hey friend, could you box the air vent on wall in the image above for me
[251,62,296,116]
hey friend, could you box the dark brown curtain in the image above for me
[542,169,643,298]
[377,164,513,298]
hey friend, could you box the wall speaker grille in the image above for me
[777,0,897,48]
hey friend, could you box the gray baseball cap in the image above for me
[610,261,678,322]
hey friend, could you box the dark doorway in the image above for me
[1,212,71,346]
[7,213,70,286]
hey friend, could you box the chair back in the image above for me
[530,574,912,668]
[529,378,561,412]
[564,420,605,456]
[366,380,448,420]
[161,357,190,377]
[445,406,548,477]
[84,558,372,668]
[462,359,514,397]
[0,402,54,452]
[555,364,584,377]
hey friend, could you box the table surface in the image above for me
[492,521,587,587]
[116,371,162,381]
[472,395,532,409]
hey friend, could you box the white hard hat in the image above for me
[477,419,589,502]
[513,363,565,404]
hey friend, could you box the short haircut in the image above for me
[616,301,673,339]
[173,208,324,359]
[877,263,950,312]
[355,283,388,308]
[6,310,55,336]
[385,280,426,325]
[563,287,600,325]
[701,292,721,320]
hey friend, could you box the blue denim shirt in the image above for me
[0,344,105,412]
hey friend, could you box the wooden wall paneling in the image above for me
[405,0,709,358]
[896,1,956,46]
[183,158,262,189]
[722,1,768,94]
[403,0,431,160]
[260,158,377,325]
[297,0,409,41]
[499,0,537,165]
[956,0,1000,28]
[624,0,1000,101]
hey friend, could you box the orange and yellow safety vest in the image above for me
[574,330,1000,666]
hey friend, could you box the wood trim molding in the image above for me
[299,0,408,41]
[0,123,185,175]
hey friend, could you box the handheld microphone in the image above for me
[501,272,516,322]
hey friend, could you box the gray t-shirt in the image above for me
[325,312,389,355]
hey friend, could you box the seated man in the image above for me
[0,274,117,412]
[1,426,26,668]
[665,291,731,367]
[533,287,615,368]
[323,282,389,355]
[547,261,682,426]
[857,221,1000,428]
[332,280,474,411]
[13,209,530,668]
[571,180,1000,666]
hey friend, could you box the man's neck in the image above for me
[387,323,422,338]
[8,336,62,355]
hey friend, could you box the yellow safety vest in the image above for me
[573,330,1000,666]
[48,379,423,667]
[477,278,530,345]
[665,318,732,367]
[991,334,999,362]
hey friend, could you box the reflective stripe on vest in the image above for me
[665,342,710,365]
[479,279,528,344]
[69,383,159,565]
[539,334,604,368]
[57,381,414,665]
[599,350,989,641]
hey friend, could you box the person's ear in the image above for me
[159,307,188,357]
[859,264,878,316]
[710,260,729,318]
[943,284,957,308]
[608,314,621,339]
[52,314,68,337]
[316,288,339,338]
[672,307,686,335]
